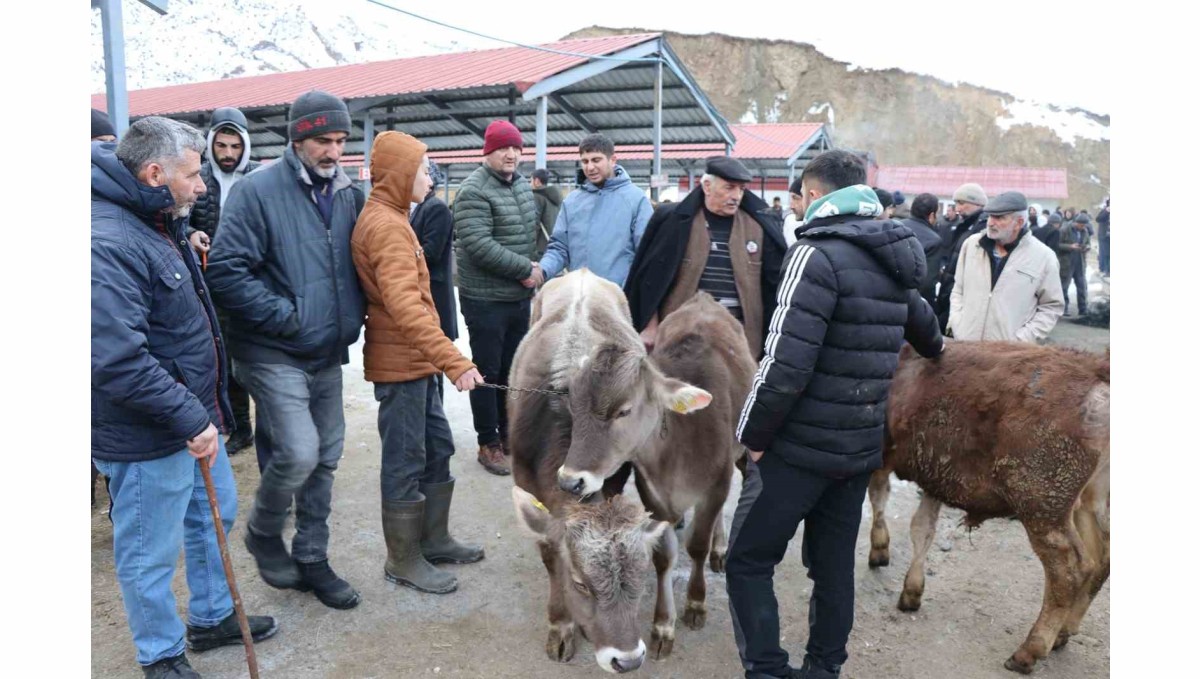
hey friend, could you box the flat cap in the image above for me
[705,156,753,183]
[982,191,1029,215]
[1073,213,1091,224]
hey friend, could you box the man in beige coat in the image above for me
[948,191,1064,342]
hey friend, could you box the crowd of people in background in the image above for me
[90,94,1109,679]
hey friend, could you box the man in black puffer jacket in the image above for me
[187,106,263,455]
[934,182,989,332]
[725,150,944,679]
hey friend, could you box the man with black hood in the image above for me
[530,168,561,259]
[726,149,944,679]
[92,108,117,142]
[899,192,944,309]
[189,107,263,456]
[934,182,989,332]
[623,156,786,360]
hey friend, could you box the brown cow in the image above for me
[867,341,1110,674]
[508,271,753,672]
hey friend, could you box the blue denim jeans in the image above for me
[374,376,455,502]
[234,360,345,563]
[93,441,237,666]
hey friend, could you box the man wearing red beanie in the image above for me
[452,120,540,476]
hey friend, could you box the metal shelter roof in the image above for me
[875,166,1070,200]
[404,123,832,184]
[90,33,735,163]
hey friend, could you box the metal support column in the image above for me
[536,96,548,170]
[787,162,796,193]
[651,57,664,202]
[361,112,375,195]
[99,0,129,137]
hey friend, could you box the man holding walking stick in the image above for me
[92,117,278,679]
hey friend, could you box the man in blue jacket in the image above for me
[92,117,277,679]
[725,150,944,679]
[207,90,367,610]
[537,133,653,286]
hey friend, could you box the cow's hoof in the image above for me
[868,550,890,569]
[709,551,726,573]
[682,600,707,630]
[546,624,576,663]
[897,592,922,612]
[650,623,675,659]
[1004,650,1036,674]
[1052,630,1071,650]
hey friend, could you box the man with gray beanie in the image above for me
[948,191,1063,341]
[207,90,367,610]
[934,182,989,332]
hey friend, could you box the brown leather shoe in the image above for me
[477,442,511,476]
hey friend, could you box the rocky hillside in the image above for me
[568,27,1109,208]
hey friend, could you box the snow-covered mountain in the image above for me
[90,0,491,91]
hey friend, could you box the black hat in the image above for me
[705,156,753,183]
[982,191,1029,215]
[209,106,250,134]
[873,188,893,209]
[1047,213,1063,226]
[91,108,116,140]
[288,90,351,141]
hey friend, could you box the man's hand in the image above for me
[187,423,220,468]
[748,450,764,463]
[454,368,485,392]
[521,263,545,289]
[189,231,211,255]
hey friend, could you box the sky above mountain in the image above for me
[92,0,1111,115]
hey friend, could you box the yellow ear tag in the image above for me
[533,499,549,513]
[672,401,690,414]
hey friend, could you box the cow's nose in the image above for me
[558,473,586,496]
[610,650,645,673]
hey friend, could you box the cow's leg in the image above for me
[868,470,891,568]
[710,498,729,574]
[1005,524,1082,674]
[898,493,941,612]
[682,489,725,629]
[538,540,576,663]
[649,523,678,660]
[1060,493,1110,646]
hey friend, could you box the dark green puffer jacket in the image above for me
[452,164,538,302]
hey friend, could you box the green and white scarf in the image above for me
[803,184,884,223]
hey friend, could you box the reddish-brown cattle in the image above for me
[868,341,1109,674]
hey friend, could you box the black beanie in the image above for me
[288,90,351,141]
[92,108,116,139]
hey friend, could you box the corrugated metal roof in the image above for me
[728,123,825,160]
[90,33,661,116]
[875,166,1070,199]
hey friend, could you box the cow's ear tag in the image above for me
[533,499,549,513]
[669,386,712,414]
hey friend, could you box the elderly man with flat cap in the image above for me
[948,191,1064,342]
[624,156,786,359]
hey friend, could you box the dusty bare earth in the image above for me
[92,269,1110,679]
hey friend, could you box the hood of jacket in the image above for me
[206,107,253,176]
[579,164,633,194]
[534,183,563,206]
[800,208,927,289]
[367,131,426,214]
[91,141,176,218]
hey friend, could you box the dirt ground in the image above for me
[92,273,1110,679]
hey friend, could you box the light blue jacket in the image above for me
[538,165,653,286]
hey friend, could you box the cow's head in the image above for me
[556,343,711,497]
[513,486,671,673]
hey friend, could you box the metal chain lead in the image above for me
[475,382,568,397]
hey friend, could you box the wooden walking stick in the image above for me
[200,457,260,679]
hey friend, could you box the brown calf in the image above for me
[868,342,1110,674]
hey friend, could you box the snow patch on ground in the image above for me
[995,99,1109,146]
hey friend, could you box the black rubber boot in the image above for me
[295,559,361,609]
[383,499,457,594]
[420,480,485,565]
[243,528,302,589]
[186,611,279,652]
